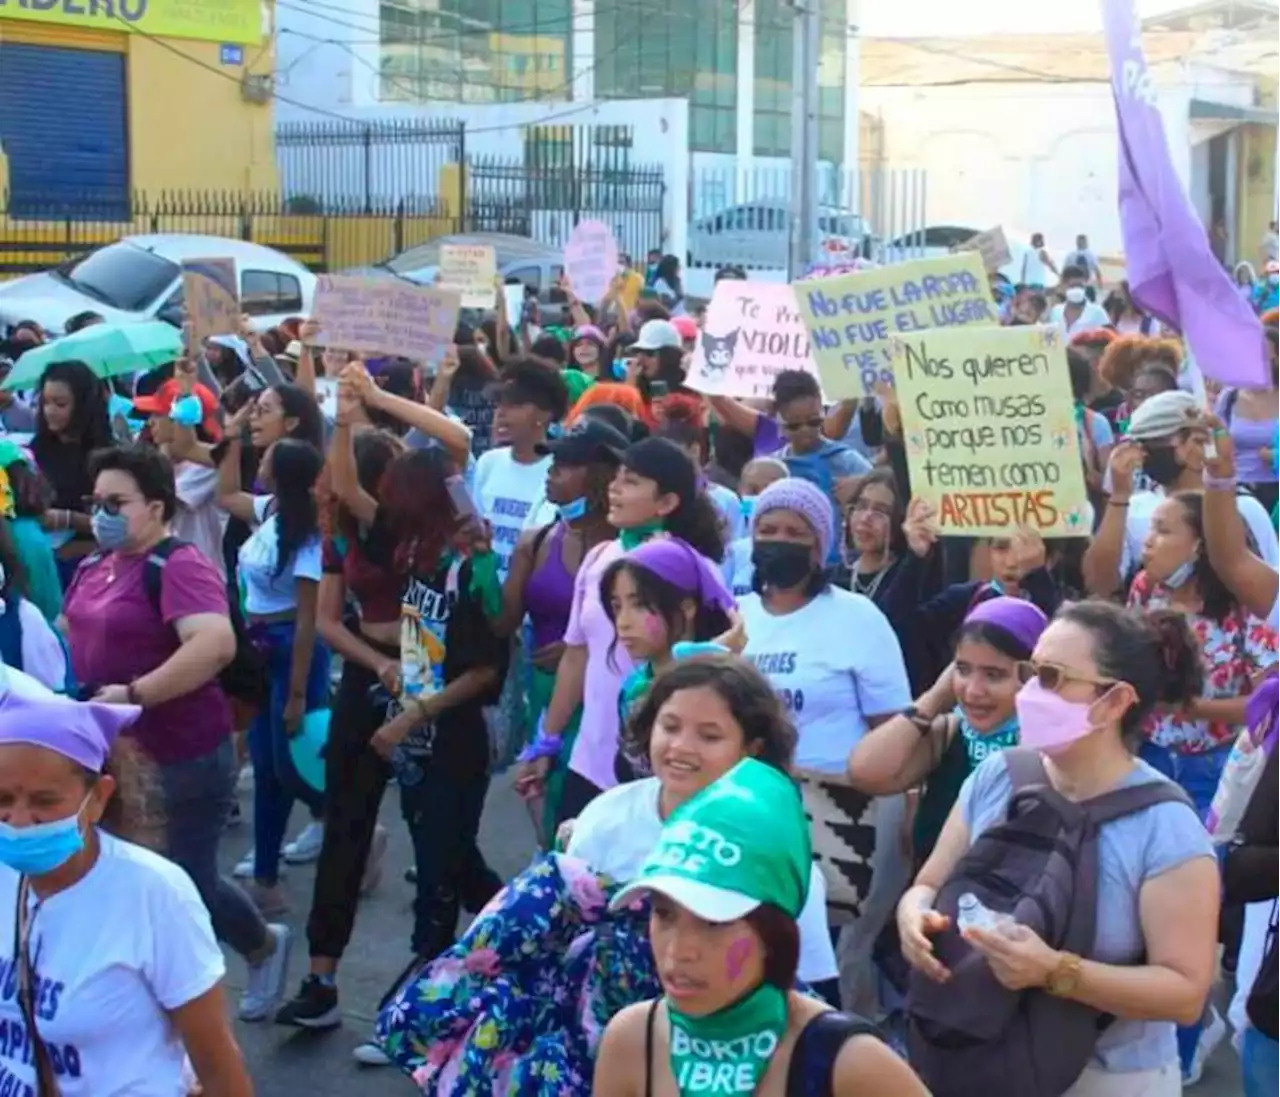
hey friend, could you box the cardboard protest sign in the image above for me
[795,253,997,398]
[685,281,822,399]
[564,220,618,305]
[957,226,1012,273]
[439,244,497,309]
[312,276,459,364]
[181,258,239,351]
[890,324,1090,538]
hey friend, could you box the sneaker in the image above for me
[352,1041,392,1067]
[233,851,255,880]
[225,802,242,829]
[276,974,342,1029]
[236,764,254,793]
[246,881,290,919]
[360,825,389,897]
[1183,1008,1227,1086]
[239,924,293,1022]
[283,820,325,865]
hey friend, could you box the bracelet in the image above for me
[517,730,563,764]
[1203,474,1237,492]
[1106,499,1130,508]
[126,680,143,706]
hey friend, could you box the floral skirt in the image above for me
[376,852,660,1096]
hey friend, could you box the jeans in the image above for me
[247,618,330,885]
[306,653,392,960]
[159,737,268,957]
[399,764,498,957]
[1139,741,1230,1072]
[1242,1026,1279,1097]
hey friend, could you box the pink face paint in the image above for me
[725,936,753,982]
[642,611,667,644]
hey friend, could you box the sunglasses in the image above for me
[1017,660,1117,694]
[85,494,140,516]
[781,417,824,433]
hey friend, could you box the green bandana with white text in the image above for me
[668,983,789,1096]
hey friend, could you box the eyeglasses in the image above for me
[781,417,823,433]
[850,501,893,520]
[1017,660,1117,693]
[85,494,141,516]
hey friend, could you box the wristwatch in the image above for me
[901,705,933,735]
[1045,951,1084,997]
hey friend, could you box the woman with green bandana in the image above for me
[516,437,725,825]
[595,757,928,1097]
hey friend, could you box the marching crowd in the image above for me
[0,247,1274,1097]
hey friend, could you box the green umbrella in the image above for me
[2,321,183,391]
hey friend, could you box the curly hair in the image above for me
[378,445,460,575]
[566,382,648,427]
[89,736,167,853]
[1098,335,1183,391]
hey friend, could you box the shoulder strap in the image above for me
[14,879,61,1097]
[1083,775,1193,826]
[1002,747,1049,794]
[531,520,557,561]
[444,556,464,600]
[644,999,661,1097]
[140,536,185,618]
[1222,388,1240,426]
[786,1011,883,1097]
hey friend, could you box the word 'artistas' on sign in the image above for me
[796,252,997,399]
[890,323,1090,537]
[685,281,821,400]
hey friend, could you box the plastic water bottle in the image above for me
[956,892,1016,935]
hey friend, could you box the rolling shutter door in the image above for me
[0,41,129,218]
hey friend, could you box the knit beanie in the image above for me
[749,477,834,563]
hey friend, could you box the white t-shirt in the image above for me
[1047,301,1111,336]
[172,463,227,578]
[473,448,551,581]
[237,495,323,615]
[740,587,911,774]
[0,596,68,693]
[707,483,745,545]
[725,536,755,598]
[0,831,225,1096]
[567,777,838,983]
[1117,489,1279,581]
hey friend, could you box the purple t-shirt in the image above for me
[753,414,783,457]
[64,545,232,765]
[1217,389,1279,484]
[565,539,634,790]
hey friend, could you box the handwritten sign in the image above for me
[181,258,239,352]
[564,220,618,305]
[795,253,997,398]
[312,276,460,364]
[891,324,1090,538]
[958,226,1012,273]
[685,281,822,399]
[439,244,497,309]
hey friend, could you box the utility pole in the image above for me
[788,0,821,280]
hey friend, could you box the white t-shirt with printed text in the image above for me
[739,587,912,774]
[473,448,552,582]
[0,831,225,1096]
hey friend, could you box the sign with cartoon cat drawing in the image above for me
[685,281,824,399]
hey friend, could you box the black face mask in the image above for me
[752,540,814,590]
[1142,445,1183,487]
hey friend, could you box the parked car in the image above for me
[877,225,1061,286]
[348,232,574,326]
[687,202,876,271]
[0,234,317,337]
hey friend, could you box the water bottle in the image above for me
[956,892,1016,935]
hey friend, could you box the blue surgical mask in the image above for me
[740,495,756,522]
[91,508,131,551]
[611,358,627,381]
[1164,558,1198,589]
[558,496,588,523]
[0,798,89,876]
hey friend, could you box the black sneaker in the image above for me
[275,975,341,1029]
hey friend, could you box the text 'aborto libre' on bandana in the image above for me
[668,983,789,1096]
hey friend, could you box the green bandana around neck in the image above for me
[955,706,1020,769]
[668,984,789,1096]
[619,518,664,551]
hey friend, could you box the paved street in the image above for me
[221,774,1246,1096]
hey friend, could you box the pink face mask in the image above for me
[1014,678,1104,755]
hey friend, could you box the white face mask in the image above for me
[1065,287,1087,305]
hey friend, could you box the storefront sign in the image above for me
[0,0,263,47]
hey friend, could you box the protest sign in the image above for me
[958,226,1012,273]
[685,281,821,399]
[564,220,618,305]
[795,253,997,398]
[439,244,497,309]
[890,324,1090,538]
[181,258,239,351]
[312,276,459,364]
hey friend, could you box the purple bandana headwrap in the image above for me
[964,596,1048,655]
[620,537,736,615]
[0,666,141,773]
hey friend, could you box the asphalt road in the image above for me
[219,774,1246,1096]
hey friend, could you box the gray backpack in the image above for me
[906,749,1193,1097]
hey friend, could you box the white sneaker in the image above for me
[1183,1007,1227,1086]
[233,851,256,880]
[352,1041,392,1067]
[239,923,293,1022]
[283,820,324,865]
[236,764,254,793]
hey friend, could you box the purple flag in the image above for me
[1100,0,1270,389]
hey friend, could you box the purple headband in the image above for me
[964,595,1048,654]
[0,667,140,773]
[623,537,737,615]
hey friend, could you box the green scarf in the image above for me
[618,519,664,552]
[668,984,789,1096]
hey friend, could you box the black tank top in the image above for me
[642,1000,883,1097]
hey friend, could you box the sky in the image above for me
[858,0,1275,36]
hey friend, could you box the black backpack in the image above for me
[906,749,1193,1097]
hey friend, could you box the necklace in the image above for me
[851,560,890,600]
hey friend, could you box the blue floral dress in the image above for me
[376,852,661,1096]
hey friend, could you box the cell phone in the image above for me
[445,474,477,520]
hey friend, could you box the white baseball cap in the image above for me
[632,319,682,352]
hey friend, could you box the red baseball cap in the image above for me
[132,380,223,442]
